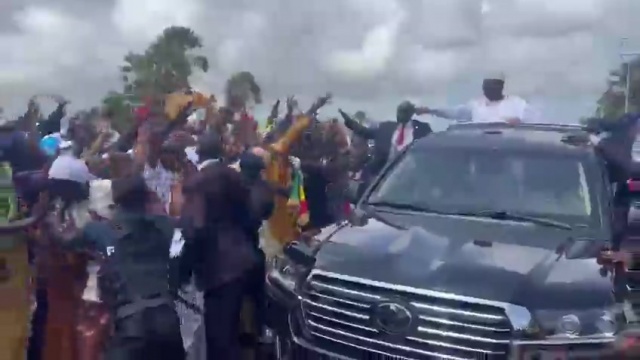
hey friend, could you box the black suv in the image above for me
[266,123,622,359]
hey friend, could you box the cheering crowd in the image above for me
[0,73,542,360]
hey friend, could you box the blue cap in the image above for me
[39,135,61,156]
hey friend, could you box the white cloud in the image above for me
[111,0,201,42]
[324,17,404,80]
[0,0,636,121]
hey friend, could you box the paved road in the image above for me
[172,230,207,359]
[176,285,206,359]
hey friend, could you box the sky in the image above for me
[0,0,639,131]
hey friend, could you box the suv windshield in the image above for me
[367,147,601,227]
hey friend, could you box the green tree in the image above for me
[596,56,640,118]
[101,91,137,131]
[103,26,209,131]
[224,71,262,112]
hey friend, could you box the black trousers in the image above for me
[613,182,631,250]
[104,304,185,360]
[27,284,48,360]
[247,251,266,335]
[48,179,90,203]
[48,179,90,220]
[203,275,249,360]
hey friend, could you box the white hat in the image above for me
[485,71,505,81]
[59,140,73,150]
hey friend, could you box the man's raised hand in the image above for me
[286,96,297,114]
[269,99,280,119]
[338,108,352,122]
[306,93,332,116]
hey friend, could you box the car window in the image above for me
[368,148,597,225]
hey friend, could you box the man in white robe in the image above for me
[423,73,539,124]
[48,141,96,183]
[48,141,96,218]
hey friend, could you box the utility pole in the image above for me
[620,38,640,113]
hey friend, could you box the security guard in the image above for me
[68,175,184,360]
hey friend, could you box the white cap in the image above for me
[59,140,73,150]
[485,71,505,81]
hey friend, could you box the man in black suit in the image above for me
[181,134,259,360]
[340,101,432,178]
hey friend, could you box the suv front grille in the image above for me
[301,271,512,360]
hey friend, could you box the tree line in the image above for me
[597,56,640,119]
[102,26,262,131]
[103,25,636,130]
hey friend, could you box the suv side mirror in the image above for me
[284,241,316,268]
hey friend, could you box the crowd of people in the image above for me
[0,73,548,360]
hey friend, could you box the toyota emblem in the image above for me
[373,302,413,334]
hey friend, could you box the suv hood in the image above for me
[313,211,613,310]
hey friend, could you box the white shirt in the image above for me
[185,146,199,165]
[390,123,414,157]
[143,162,176,210]
[433,95,538,123]
[48,153,96,183]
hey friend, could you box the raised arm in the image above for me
[421,104,473,122]
[339,109,376,139]
[267,99,280,125]
[39,98,68,136]
[521,102,540,123]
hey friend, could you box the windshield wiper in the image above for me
[452,210,573,230]
[366,203,572,230]
[366,201,435,213]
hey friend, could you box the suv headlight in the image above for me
[533,309,617,338]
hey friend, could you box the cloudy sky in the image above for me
[0,0,639,129]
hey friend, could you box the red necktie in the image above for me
[396,124,406,146]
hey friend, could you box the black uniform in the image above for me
[71,211,185,360]
[594,115,639,249]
